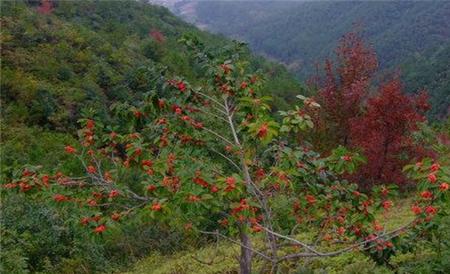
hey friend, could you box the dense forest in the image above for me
[1,1,449,274]
[174,0,450,118]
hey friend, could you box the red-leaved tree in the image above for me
[350,79,430,188]
[149,29,166,43]
[313,31,378,150]
[37,0,54,15]
[310,31,431,189]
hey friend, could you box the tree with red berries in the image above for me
[4,38,447,273]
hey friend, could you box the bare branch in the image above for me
[209,148,242,172]
[195,90,227,112]
[202,126,235,146]
[262,219,415,262]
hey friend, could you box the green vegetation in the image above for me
[1,1,449,274]
[185,1,450,118]
[401,44,450,118]
[0,1,302,273]
[125,200,450,274]
[1,0,302,133]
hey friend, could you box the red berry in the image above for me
[428,173,437,183]
[109,189,120,198]
[87,165,96,174]
[42,175,50,186]
[251,225,262,233]
[257,123,268,138]
[420,191,433,199]
[306,195,316,204]
[177,81,186,92]
[187,195,201,202]
[151,203,162,211]
[411,205,422,215]
[158,99,165,108]
[142,160,153,168]
[373,222,383,231]
[54,194,68,202]
[210,185,219,193]
[65,145,76,154]
[87,199,97,206]
[94,224,106,233]
[341,155,352,161]
[80,217,90,226]
[425,205,437,215]
[430,163,440,172]
[111,213,121,221]
[86,119,95,129]
[147,185,157,192]
[382,200,393,210]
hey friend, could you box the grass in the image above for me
[123,199,423,274]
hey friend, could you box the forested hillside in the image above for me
[1,0,301,132]
[174,0,450,118]
[1,1,449,274]
[0,1,302,272]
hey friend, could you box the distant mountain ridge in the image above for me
[161,0,450,118]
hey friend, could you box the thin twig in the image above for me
[210,148,242,172]
[202,126,235,146]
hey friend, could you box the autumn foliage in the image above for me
[37,0,53,15]
[312,32,430,188]
[350,79,430,188]
[149,29,166,43]
[314,31,378,147]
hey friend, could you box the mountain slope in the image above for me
[172,0,450,118]
[1,0,302,132]
[0,1,304,273]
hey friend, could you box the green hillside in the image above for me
[1,2,449,274]
[401,44,450,118]
[1,0,302,132]
[183,0,450,118]
[0,1,302,272]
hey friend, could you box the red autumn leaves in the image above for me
[65,145,76,154]
[149,29,165,43]
[37,0,53,15]
[167,79,187,93]
[257,123,268,139]
[349,79,429,187]
[312,31,430,188]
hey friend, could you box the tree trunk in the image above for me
[239,225,252,274]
